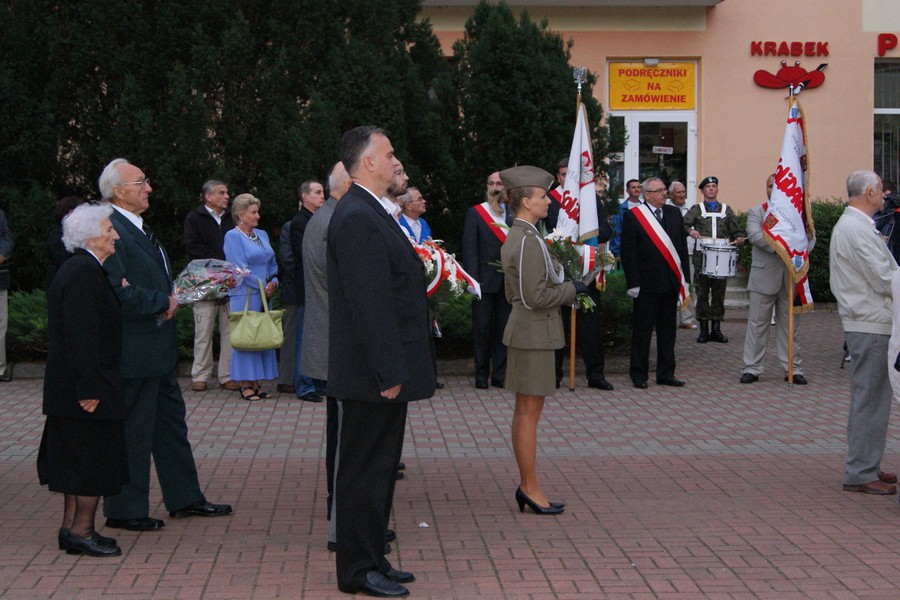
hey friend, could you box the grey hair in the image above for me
[98,158,130,200]
[668,180,686,193]
[328,161,350,196]
[202,179,226,197]
[231,193,260,223]
[846,170,881,198]
[397,187,419,205]
[641,177,664,195]
[62,203,114,252]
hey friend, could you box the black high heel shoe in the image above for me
[515,487,564,515]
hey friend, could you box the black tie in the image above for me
[142,223,160,251]
[654,208,663,222]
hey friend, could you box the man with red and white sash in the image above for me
[621,177,691,389]
[461,172,513,389]
[683,176,745,343]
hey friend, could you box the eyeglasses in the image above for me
[119,178,150,189]
[487,181,503,187]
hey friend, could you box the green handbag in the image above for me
[229,278,285,351]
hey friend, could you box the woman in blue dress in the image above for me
[224,194,279,401]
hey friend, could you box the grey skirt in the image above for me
[505,346,557,396]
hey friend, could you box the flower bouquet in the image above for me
[542,228,603,312]
[411,239,481,303]
[172,259,247,304]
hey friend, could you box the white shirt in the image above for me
[205,205,223,226]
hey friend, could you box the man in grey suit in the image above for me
[831,170,896,495]
[300,161,351,549]
[100,158,232,531]
[740,174,807,385]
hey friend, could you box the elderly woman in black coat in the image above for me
[37,203,128,557]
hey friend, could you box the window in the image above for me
[875,62,900,187]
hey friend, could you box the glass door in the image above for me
[608,111,697,206]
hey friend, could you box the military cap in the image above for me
[698,176,719,189]
[499,166,554,191]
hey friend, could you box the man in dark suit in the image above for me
[621,177,691,389]
[99,158,232,531]
[328,127,435,597]
[461,172,512,389]
[545,158,614,390]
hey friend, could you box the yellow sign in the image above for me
[609,62,695,110]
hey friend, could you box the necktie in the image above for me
[654,208,663,222]
[142,223,160,251]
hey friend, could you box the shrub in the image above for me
[597,270,633,353]
[7,289,49,361]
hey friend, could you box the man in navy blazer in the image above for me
[99,158,231,531]
[621,177,690,389]
[328,127,436,597]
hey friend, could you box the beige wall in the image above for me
[426,0,896,211]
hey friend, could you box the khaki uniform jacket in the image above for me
[683,202,742,241]
[500,219,577,350]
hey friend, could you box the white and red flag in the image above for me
[763,97,815,313]
[553,103,607,284]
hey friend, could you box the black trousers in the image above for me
[325,396,338,519]
[335,400,407,592]
[629,290,678,384]
[555,284,606,384]
[471,290,511,384]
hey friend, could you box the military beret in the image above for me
[698,176,718,189]
[499,166,554,191]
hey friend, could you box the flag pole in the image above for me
[569,67,586,391]
[785,88,795,386]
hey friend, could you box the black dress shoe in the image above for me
[385,529,396,542]
[656,377,685,387]
[63,530,122,557]
[299,393,324,403]
[395,470,404,480]
[435,382,445,389]
[356,570,409,597]
[740,373,758,384]
[491,379,505,388]
[58,528,117,550]
[633,381,648,389]
[515,487,564,515]
[397,462,406,471]
[384,567,416,584]
[475,381,488,389]
[105,517,165,531]
[588,378,614,391]
[785,374,808,385]
[169,499,233,518]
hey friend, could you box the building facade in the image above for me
[424,0,900,210]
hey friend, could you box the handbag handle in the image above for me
[241,278,270,315]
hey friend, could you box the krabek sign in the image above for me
[608,62,695,110]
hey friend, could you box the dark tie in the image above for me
[142,223,160,251]
[654,208,663,222]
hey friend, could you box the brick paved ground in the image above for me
[1,308,899,599]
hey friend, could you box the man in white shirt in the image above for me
[398,187,432,242]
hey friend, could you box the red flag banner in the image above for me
[763,97,815,314]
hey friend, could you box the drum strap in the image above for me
[699,202,728,239]
[631,205,690,305]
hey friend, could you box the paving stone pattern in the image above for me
[1,309,898,599]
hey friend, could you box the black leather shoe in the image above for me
[58,528,117,550]
[63,530,122,557]
[740,373,758,384]
[435,382,445,389]
[357,570,409,597]
[169,499,233,518]
[633,381,648,389]
[491,379,505,388]
[299,393,324,403]
[397,462,406,471]
[515,487,563,515]
[475,381,488,389]
[785,374,808,385]
[385,529,396,542]
[588,378,614,391]
[384,567,416,584]
[656,377,685,387]
[395,470,404,480]
[105,517,165,531]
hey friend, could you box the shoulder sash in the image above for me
[631,205,689,304]
[474,202,507,243]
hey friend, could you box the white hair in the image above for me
[846,170,881,199]
[98,158,130,200]
[62,203,114,252]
